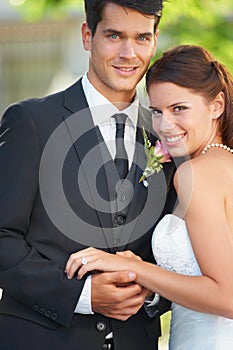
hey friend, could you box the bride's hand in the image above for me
[65,247,134,279]
[117,250,142,260]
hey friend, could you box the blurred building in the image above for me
[0,0,88,116]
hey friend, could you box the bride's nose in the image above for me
[153,114,176,133]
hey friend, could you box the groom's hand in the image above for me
[91,271,148,321]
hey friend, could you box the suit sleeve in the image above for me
[0,103,84,327]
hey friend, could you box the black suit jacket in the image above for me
[0,79,176,349]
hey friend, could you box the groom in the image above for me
[0,1,176,349]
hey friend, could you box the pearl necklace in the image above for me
[202,143,233,155]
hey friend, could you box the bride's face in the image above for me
[148,82,222,158]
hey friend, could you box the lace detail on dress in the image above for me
[152,214,233,350]
[152,214,201,276]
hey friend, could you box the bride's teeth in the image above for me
[166,135,182,143]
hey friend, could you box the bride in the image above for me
[65,45,233,349]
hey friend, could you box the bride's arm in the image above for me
[65,242,233,319]
[149,157,233,319]
[65,157,233,319]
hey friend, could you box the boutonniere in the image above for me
[139,127,171,187]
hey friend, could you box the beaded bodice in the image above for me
[152,214,202,276]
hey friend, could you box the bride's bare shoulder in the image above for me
[174,150,233,212]
[175,150,233,186]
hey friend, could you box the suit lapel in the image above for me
[62,80,114,248]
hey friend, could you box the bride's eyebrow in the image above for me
[150,102,189,108]
[169,101,189,107]
[149,106,160,110]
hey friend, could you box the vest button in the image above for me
[120,194,126,202]
[96,321,107,332]
[115,215,125,225]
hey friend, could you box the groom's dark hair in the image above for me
[84,0,164,36]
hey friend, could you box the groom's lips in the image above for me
[113,65,138,75]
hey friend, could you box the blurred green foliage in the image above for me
[17,0,84,21]
[17,0,233,72]
[158,0,233,72]
[159,311,171,346]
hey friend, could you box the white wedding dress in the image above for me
[152,214,233,350]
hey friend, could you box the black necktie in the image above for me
[113,113,129,179]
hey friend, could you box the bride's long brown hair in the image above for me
[146,45,233,148]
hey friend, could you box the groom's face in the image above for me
[82,2,158,103]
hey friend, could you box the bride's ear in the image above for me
[211,91,225,119]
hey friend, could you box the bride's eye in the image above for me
[174,106,187,112]
[151,109,162,118]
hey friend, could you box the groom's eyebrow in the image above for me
[103,28,122,34]
[103,28,153,38]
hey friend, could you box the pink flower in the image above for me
[139,128,172,184]
[154,140,171,164]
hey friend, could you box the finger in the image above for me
[67,248,108,278]
[67,258,83,279]
[106,270,137,284]
[76,252,107,278]
[91,271,141,301]
[77,252,136,279]
[94,290,145,315]
[116,251,125,256]
[66,249,97,278]
[65,249,88,274]
[80,269,137,285]
[77,260,99,279]
[106,294,145,317]
[121,283,143,299]
[107,281,143,302]
[118,250,141,261]
[66,252,95,279]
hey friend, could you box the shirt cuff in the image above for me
[144,293,160,318]
[74,275,94,314]
[144,293,160,307]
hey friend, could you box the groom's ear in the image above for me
[82,22,92,52]
[211,91,225,119]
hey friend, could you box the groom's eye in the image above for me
[111,33,119,39]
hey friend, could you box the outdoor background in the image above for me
[0,0,232,349]
[0,0,232,117]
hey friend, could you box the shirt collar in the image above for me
[81,73,139,128]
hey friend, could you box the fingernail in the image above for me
[128,272,136,279]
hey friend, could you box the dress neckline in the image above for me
[166,213,184,221]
